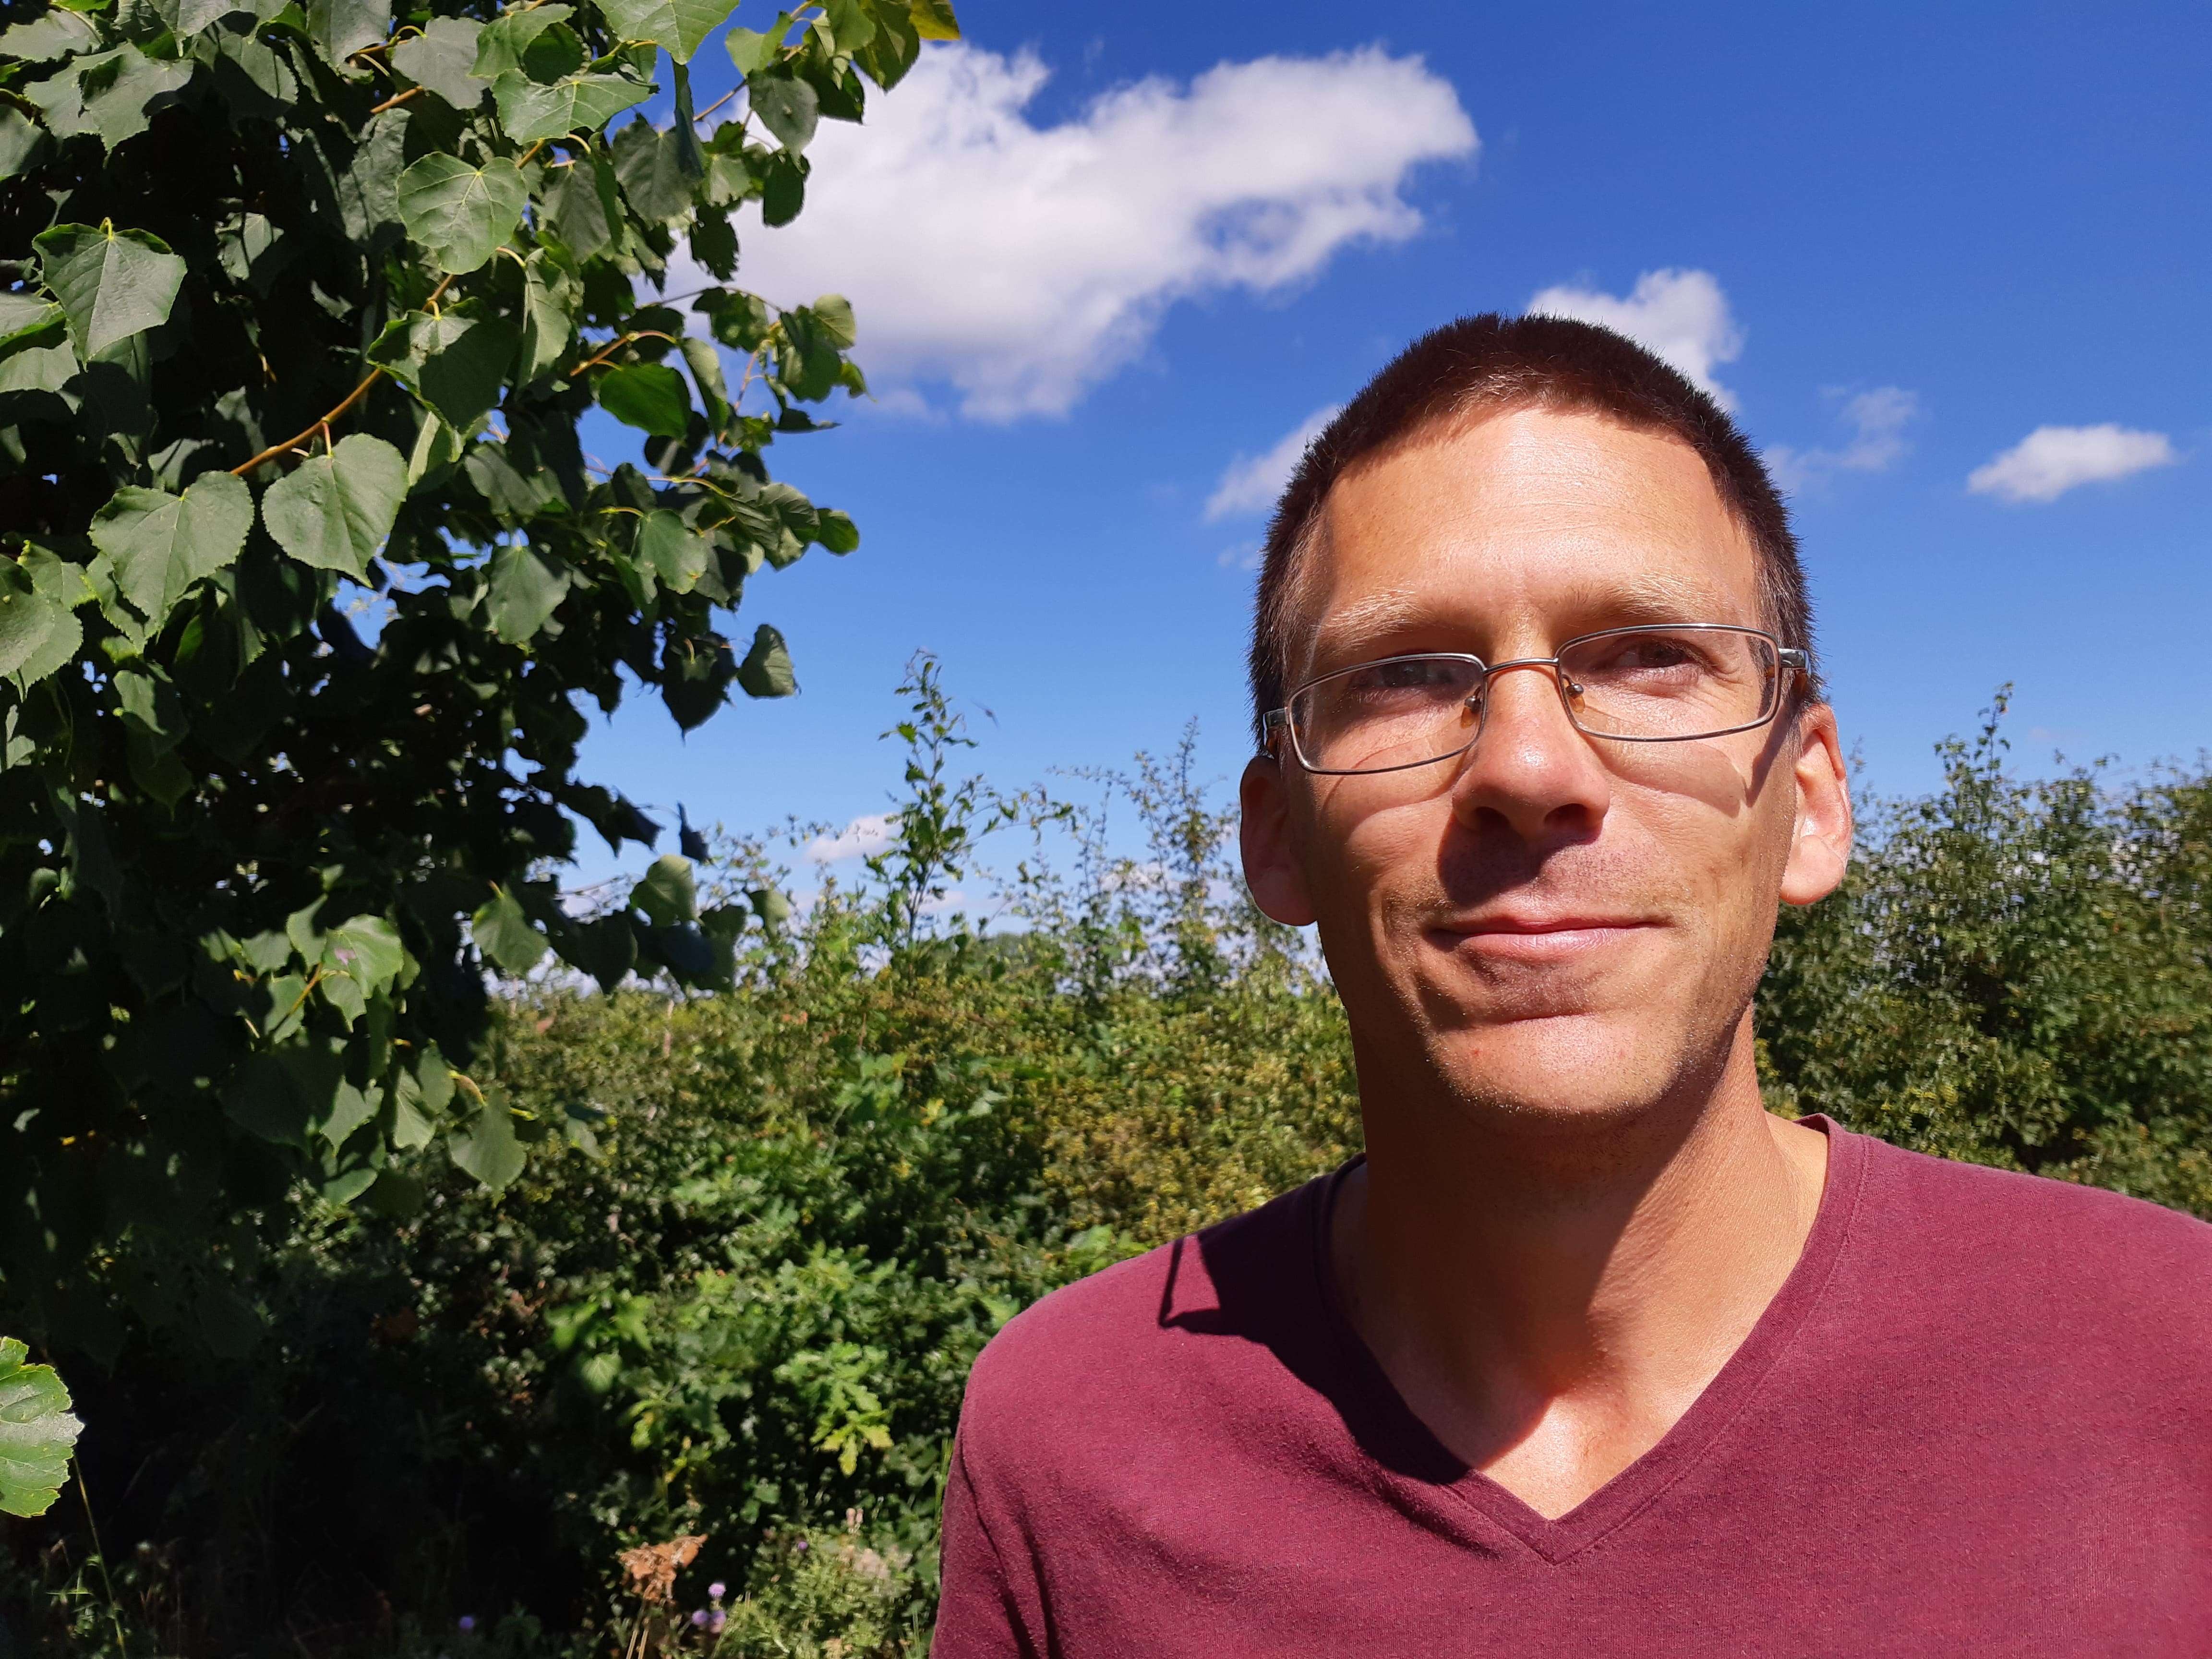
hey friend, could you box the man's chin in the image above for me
[1419,1011,1693,1130]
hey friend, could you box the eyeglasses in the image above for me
[1264,624,1809,777]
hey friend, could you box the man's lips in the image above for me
[1423,914,1658,962]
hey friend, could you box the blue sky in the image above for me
[572,0,2211,885]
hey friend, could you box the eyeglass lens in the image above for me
[1288,628,1783,774]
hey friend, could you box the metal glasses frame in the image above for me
[1262,623,1811,777]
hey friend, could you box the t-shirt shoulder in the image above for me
[957,1175,1327,1463]
[1850,1130,2212,1341]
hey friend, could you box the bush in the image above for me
[6,676,2207,1655]
[1760,696,2212,1209]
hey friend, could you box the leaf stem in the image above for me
[567,330,680,378]
[73,1460,129,1656]
[369,84,423,116]
[229,273,459,476]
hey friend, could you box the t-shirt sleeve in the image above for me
[932,1434,1042,1659]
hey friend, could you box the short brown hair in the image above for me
[1248,313,1815,745]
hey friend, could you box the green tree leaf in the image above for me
[471,3,572,77]
[570,912,639,993]
[820,0,875,54]
[747,70,819,152]
[157,0,249,36]
[908,0,960,41]
[325,914,408,996]
[598,0,739,62]
[636,508,709,594]
[612,119,697,223]
[0,574,81,686]
[760,148,808,226]
[447,1089,525,1190]
[389,16,485,108]
[595,362,692,437]
[24,47,195,152]
[679,335,731,432]
[34,221,187,359]
[485,541,572,644]
[0,1339,82,1519]
[86,471,253,620]
[472,885,548,976]
[365,311,520,433]
[396,153,528,275]
[687,207,738,281]
[544,151,622,259]
[811,292,858,349]
[518,252,580,381]
[738,623,797,697]
[631,853,698,924]
[259,434,408,578]
[0,335,75,398]
[304,0,394,72]
[0,293,63,350]
[726,26,777,76]
[851,3,919,89]
[0,107,51,181]
[661,628,735,729]
[492,59,651,144]
[0,8,99,62]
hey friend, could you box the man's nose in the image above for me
[1448,661,1612,842]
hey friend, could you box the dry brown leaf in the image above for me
[616,1533,706,1605]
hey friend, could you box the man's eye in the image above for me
[1584,636,1704,675]
[1346,661,1463,696]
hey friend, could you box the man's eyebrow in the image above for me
[1553,570,1744,621]
[1298,570,1754,678]
[1309,589,1431,655]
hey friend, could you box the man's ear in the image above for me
[1240,754,1317,926]
[1779,702,1853,907]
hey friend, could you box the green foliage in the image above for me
[717,1516,922,1658]
[0,0,960,1358]
[0,671,2202,1654]
[0,1336,81,1516]
[1760,695,2212,1209]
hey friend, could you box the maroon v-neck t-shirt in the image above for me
[935,1120,2212,1655]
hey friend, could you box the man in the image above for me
[933,316,2212,1655]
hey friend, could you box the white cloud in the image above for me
[1526,268,1744,409]
[805,812,900,864]
[1204,404,1341,521]
[1766,386,1919,493]
[1966,424,2179,504]
[726,44,1475,420]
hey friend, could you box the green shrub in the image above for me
[5,677,2206,1655]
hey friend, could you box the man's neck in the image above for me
[1331,1020,1829,1520]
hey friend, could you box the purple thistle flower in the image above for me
[458,1615,476,1632]
[711,1611,727,1633]
[794,1539,808,1552]
[691,1609,709,1628]
[708,1581,727,1601]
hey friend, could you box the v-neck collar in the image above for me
[1304,1116,1869,1566]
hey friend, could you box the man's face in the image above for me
[1240,406,1851,1130]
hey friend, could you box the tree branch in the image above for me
[229,273,459,476]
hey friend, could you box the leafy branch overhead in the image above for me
[0,0,954,1358]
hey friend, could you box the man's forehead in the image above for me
[1309,568,1745,651]
[1283,413,1766,679]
